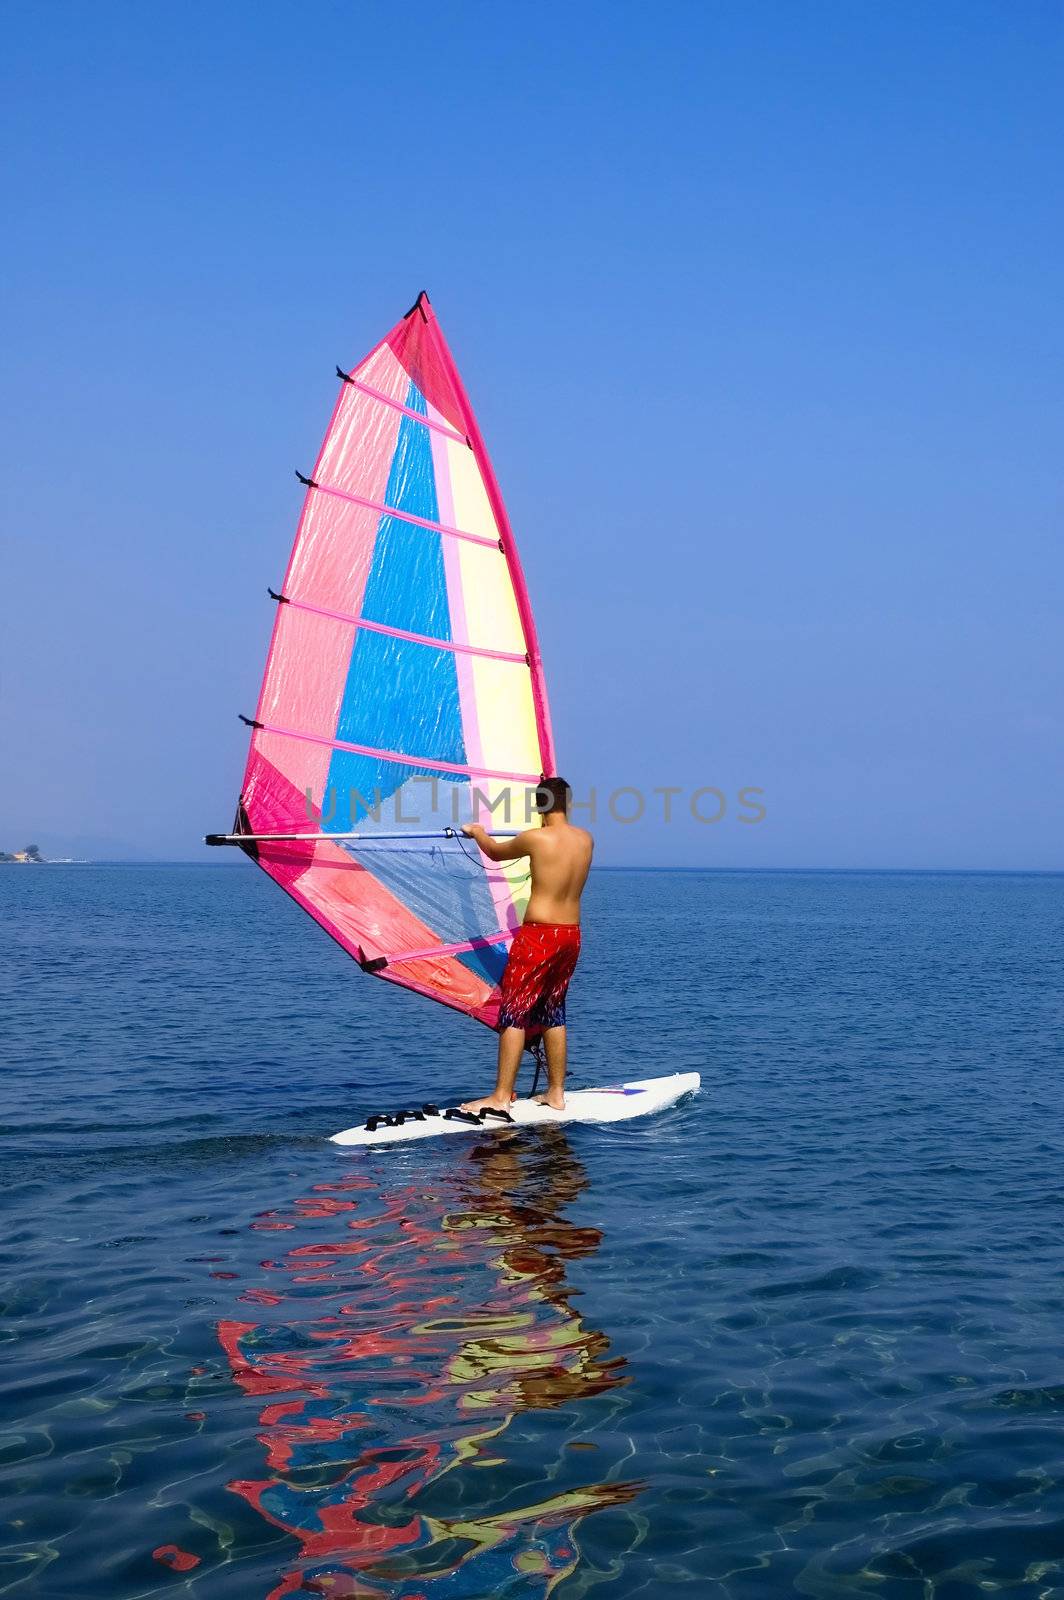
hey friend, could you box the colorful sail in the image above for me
[219,293,555,1030]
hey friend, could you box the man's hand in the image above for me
[459,824,532,863]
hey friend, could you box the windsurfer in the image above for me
[460,778,593,1114]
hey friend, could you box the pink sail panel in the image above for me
[234,294,555,1030]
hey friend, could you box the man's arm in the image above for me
[461,825,535,863]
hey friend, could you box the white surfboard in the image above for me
[329,1072,701,1148]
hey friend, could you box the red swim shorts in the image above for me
[497,921,581,1030]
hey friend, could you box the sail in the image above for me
[229,293,555,1030]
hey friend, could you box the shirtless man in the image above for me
[460,777,593,1115]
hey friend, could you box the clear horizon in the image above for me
[4,2,1062,871]
[6,859,1064,880]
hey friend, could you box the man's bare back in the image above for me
[459,780,592,1114]
[512,820,593,925]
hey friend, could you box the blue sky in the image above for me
[2,1,1061,867]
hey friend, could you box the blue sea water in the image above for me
[3,864,1064,1598]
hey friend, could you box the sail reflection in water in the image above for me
[219,1130,639,1597]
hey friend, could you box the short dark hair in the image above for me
[535,776,572,816]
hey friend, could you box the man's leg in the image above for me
[537,1025,566,1110]
[460,1026,525,1114]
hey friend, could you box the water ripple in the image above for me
[2,865,1064,1595]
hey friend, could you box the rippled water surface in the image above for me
[3,864,1064,1598]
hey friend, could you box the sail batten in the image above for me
[275,593,530,663]
[338,372,471,444]
[384,930,516,966]
[252,720,541,782]
[226,295,554,1032]
[304,479,504,549]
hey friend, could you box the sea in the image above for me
[3,864,1064,1599]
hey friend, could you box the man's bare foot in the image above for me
[459,1095,512,1115]
[535,1093,565,1111]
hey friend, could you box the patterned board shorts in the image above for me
[497,920,582,1031]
